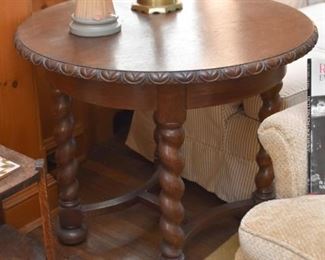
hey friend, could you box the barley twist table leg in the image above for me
[154,111,161,167]
[158,123,185,260]
[254,82,283,203]
[155,87,186,260]
[54,89,87,245]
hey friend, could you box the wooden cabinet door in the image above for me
[32,0,66,11]
[0,0,43,158]
[1,0,116,159]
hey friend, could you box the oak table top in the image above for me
[15,1,317,259]
[15,0,317,86]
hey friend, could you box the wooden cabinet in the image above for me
[0,0,43,158]
[0,0,116,230]
[0,0,97,159]
[32,0,66,11]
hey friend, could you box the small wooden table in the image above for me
[15,0,317,259]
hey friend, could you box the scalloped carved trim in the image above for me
[14,27,318,86]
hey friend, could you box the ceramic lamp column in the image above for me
[70,0,121,37]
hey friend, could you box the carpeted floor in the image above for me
[205,234,239,260]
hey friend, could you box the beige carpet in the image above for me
[205,234,239,260]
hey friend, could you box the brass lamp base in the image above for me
[132,0,182,14]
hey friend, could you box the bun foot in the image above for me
[56,224,87,245]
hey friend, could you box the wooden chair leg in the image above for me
[254,82,283,203]
[36,160,56,260]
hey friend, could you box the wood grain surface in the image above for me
[0,0,43,158]
[15,0,317,85]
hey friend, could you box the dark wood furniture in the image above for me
[15,0,317,259]
[1,0,118,232]
[32,141,240,259]
[0,146,55,259]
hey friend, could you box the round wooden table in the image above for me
[15,0,317,259]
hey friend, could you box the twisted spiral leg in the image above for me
[254,82,283,203]
[54,89,87,245]
[157,117,185,260]
[153,111,161,167]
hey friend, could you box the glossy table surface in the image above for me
[15,0,317,85]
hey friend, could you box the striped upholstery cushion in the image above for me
[126,110,156,163]
[126,107,260,202]
[218,113,259,201]
[126,103,240,163]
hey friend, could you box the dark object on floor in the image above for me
[113,110,134,140]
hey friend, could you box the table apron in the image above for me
[46,66,286,110]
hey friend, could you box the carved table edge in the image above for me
[14,26,318,86]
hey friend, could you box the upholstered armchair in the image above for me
[126,0,325,202]
[235,101,325,260]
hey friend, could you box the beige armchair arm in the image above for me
[257,102,308,198]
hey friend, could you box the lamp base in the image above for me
[69,14,121,37]
[132,1,182,14]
